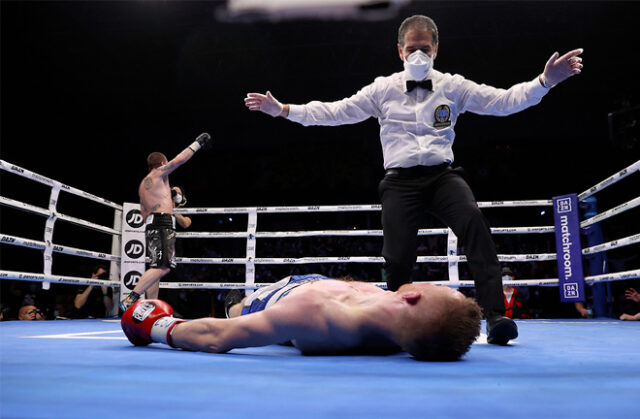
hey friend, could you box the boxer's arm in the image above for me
[171,295,322,352]
[157,133,213,177]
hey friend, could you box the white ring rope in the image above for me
[0,160,122,210]
[0,270,120,287]
[173,253,557,265]
[158,268,640,290]
[175,226,554,239]
[580,196,640,228]
[578,160,640,200]
[0,159,638,290]
[582,232,640,255]
[173,200,553,216]
[0,234,121,262]
[0,195,120,236]
[1,160,122,290]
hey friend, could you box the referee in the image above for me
[245,15,583,344]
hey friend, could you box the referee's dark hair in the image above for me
[398,15,439,46]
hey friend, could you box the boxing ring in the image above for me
[1,158,640,417]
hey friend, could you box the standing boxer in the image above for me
[120,133,213,312]
[244,15,583,344]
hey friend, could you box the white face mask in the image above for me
[172,192,187,207]
[403,50,433,81]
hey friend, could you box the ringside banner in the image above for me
[121,202,146,303]
[552,194,585,302]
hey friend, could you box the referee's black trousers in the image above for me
[379,165,505,316]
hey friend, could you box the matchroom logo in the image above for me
[552,193,585,303]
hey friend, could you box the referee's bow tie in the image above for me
[406,79,432,92]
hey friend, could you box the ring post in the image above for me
[245,209,257,296]
[582,197,610,317]
[553,194,586,303]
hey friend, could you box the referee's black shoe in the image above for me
[486,314,518,345]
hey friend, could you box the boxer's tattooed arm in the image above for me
[144,177,153,190]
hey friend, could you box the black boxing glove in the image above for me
[188,132,213,152]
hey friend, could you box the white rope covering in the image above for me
[585,268,640,284]
[580,196,640,228]
[173,200,552,216]
[578,160,640,200]
[0,234,120,262]
[0,195,121,236]
[174,253,557,265]
[0,160,122,210]
[158,268,640,290]
[582,232,640,255]
[1,158,638,294]
[175,226,554,239]
[0,270,120,287]
[0,195,50,217]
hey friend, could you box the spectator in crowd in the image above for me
[619,287,640,321]
[18,305,45,320]
[501,267,531,319]
[72,265,113,318]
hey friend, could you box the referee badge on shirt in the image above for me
[434,104,452,128]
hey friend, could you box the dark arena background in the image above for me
[1,1,639,418]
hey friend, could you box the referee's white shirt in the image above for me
[287,69,550,169]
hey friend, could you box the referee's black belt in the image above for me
[385,163,450,177]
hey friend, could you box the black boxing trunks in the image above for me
[145,213,176,269]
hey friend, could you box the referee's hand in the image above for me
[245,91,287,117]
[542,48,583,87]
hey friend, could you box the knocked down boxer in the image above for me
[122,274,482,361]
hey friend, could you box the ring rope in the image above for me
[578,160,640,200]
[580,196,640,228]
[0,195,121,236]
[175,226,555,239]
[1,160,638,289]
[582,232,640,255]
[0,234,121,262]
[173,253,557,265]
[0,159,122,210]
[0,195,50,217]
[173,199,552,216]
[158,268,640,290]
[0,270,121,287]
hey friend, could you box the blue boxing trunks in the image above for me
[241,274,332,315]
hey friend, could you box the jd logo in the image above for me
[123,271,142,290]
[124,240,144,259]
[126,209,144,228]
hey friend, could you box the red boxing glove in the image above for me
[121,299,184,347]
